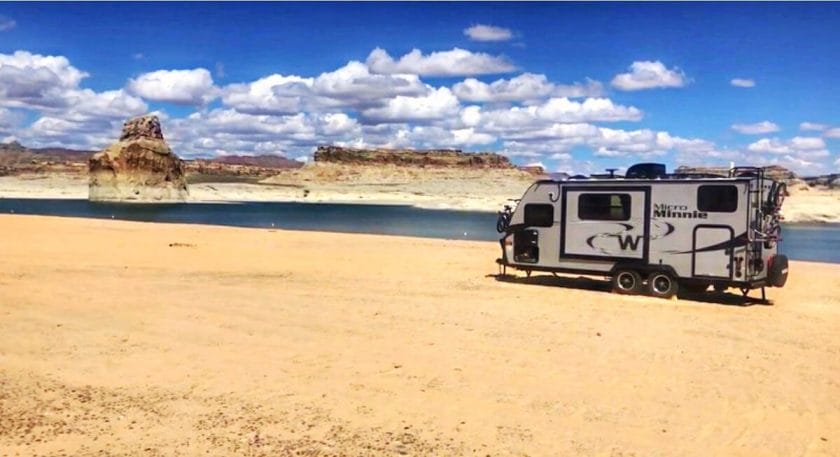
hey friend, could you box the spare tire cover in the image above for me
[768,254,789,287]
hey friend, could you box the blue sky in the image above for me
[0,2,838,175]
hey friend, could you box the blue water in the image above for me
[1,198,838,263]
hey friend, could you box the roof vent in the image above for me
[626,163,666,179]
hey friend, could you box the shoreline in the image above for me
[4,194,840,224]
[1,172,838,222]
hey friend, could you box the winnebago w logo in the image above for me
[585,223,642,254]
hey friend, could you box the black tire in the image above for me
[647,272,679,299]
[612,269,642,295]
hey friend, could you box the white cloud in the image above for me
[450,127,496,146]
[747,138,792,154]
[730,78,755,88]
[799,122,827,131]
[611,61,687,91]
[731,121,780,135]
[0,15,15,32]
[453,73,552,103]
[747,136,827,155]
[535,97,643,123]
[464,24,513,42]
[823,127,840,139]
[312,61,428,106]
[222,74,313,115]
[460,105,482,127]
[127,68,218,105]
[0,50,89,109]
[367,47,516,77]
[161,109,364,158]
[221,61,431,115]
[790,136,826,150]
[452,73,603,103]
[320,112,360,136]
[552,79,604,98]
[360,87,460,123]
[62,89,147,122]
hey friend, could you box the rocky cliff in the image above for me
[313,146,515,168]
[89,116,188,202]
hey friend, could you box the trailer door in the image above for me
[692,226,734,279]
[561,187,650,261]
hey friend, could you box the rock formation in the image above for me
[89,115,188,202]
[313,145,515,168]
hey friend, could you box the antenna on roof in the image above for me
[605,168,617,178]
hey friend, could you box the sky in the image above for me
[0,2,839,176]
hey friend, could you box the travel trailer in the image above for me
[496,163,789,299]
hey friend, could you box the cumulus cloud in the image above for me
[0,15,15,32]
[452,73,552,103]
[366,47,515,77]
[730,78,755,88]
[611,61,687,91]
[311,61,428,106]
[824,127,840,138]
[474,97,642,137]
[127,68,218,105]
[163,109,363,157]
[221,62,433,115]
[731,121,780,135]
[747,136,827,156]
[799,122,826,131]
[534,97,642,123]
[463,24,513,42]
[452,73,603,103]
[360,87,460,123]
[222,74,313,115]
[0,51,89,109]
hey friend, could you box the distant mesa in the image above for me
[313,145,515,169]
[89,115,188,202]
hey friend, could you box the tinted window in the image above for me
[578,194,631,221]
[524,204,554,227]
[697,185,738,212]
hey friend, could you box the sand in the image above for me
[0,215,838,456]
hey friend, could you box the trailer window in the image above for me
[524,204,554,227]
[578,194,631,221]
[697,185,738,212]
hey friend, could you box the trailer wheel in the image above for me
[612,270,642,295]
[647,272,679,299]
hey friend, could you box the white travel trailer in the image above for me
[496,164,789,299]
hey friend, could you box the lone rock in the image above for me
[89,115,188,202]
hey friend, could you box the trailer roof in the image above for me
[534,176,755,185]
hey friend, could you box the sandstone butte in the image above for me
[88,115,188,202]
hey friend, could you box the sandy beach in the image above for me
[1,215,838,456]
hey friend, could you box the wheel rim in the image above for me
[652,275,671,294]
[617,272,636,290]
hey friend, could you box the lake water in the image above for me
[1,198,838,264]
